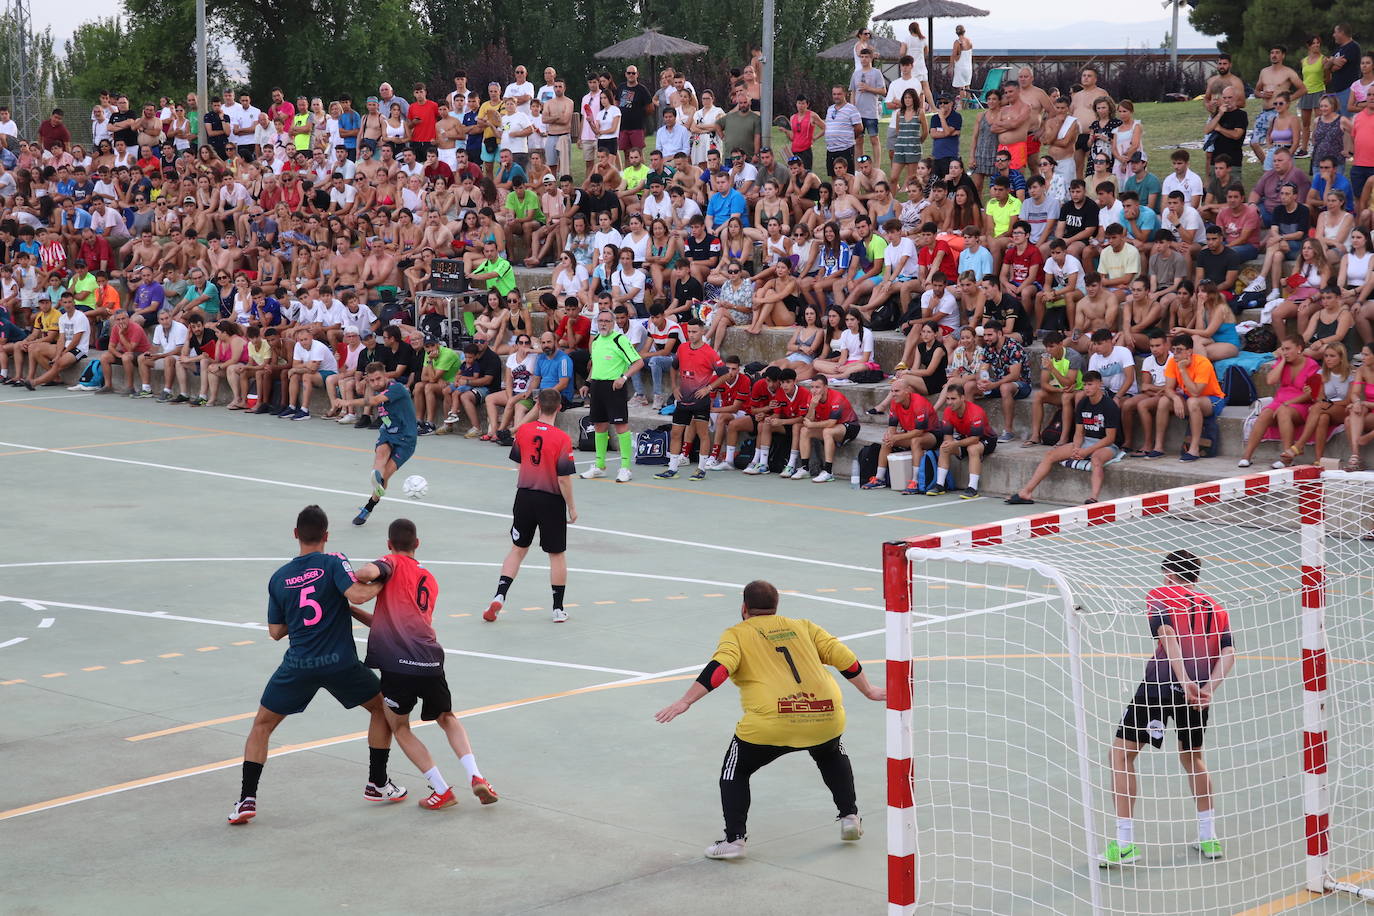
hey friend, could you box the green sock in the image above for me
[594,431,610,468]
[617,431,634,469]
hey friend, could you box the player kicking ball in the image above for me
[348,518,499,809]
[484,389,578,624]
[654,580,885,859]
[1101,549,1235,866]
[337,361,418,527]
[228,505,406,825]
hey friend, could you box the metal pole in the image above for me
[196,0,208,145]
[1170,0,1179,70]
[760,0,774,159]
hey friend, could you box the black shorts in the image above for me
[1074,134,1090,152]
[672,399,710,425]
[381,669,452,721]
[511,487,568,554]
[588,378,630,425]
[841,421,861,444]
[956,436,998,461]
[260,660,380,716]
[1116,681,1210,750]
[825,148,855,177]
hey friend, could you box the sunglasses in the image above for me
[856,156,871,164]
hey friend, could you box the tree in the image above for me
[55,1,224,103]
[1187,0,1374,76]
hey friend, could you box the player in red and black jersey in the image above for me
[750,367,812,476]
[483,389,579,623]
[927,384,995,498]
[739,366,784,474]
[1102,549,1235,866]
[656,318,726,482]
[702,355,756,471]
[789,375,860,482]
[350,518,500,810]
[862,378,938,492]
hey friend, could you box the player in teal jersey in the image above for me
[337,361,419,527]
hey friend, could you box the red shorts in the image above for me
[997,141,1028,170]
[939,325,953,336]
[617,130,646,151]
[1026,136,1041,160]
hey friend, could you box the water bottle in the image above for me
[850,458,860,489]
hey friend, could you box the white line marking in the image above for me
[0,595,649,677]
[0,596,48,611]
[37,618,54,628]
[0,636,27,649]
[0,393,103,404]
[866,497,979,517]
[0,441,879,574]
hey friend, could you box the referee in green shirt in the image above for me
[579,310,644,483]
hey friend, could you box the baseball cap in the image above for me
[423,333,440,345]
[183,196,195,204]
[542,173,555,183]
[1128,151,1147,163]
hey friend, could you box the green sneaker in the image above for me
[1099,840,1140,867]
[1195,839,1223,859]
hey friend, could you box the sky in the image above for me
[33,0,1218,53]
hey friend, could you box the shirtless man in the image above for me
[1016,67,1053,159]
[1041,95,1080,182]
[156,228,191,272]
[207,234,245,278]
[434,102,462,171]
[853,156,889,199]
[361,237,402,304]
[587,148,623,192]
[989,82,1033,171]
[1204,54,1246,116]
[420,212,454,253]
[541,80,574,173]
[330,237,366,292]
[1251,47,1307,163]
[1068,272,1116,353]
[355,144,384,182]
[923,180,952,229]
[122,228,162,272]
[1070,66,1111,177]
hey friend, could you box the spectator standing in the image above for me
[850,48,887,163]
[617,65,655,166]
[1328,25,1362,115]
[824,87,862,177]
[1299,36,1328,156]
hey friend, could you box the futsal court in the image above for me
[1,389,1369,915]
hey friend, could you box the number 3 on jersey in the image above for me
[299,585,323,626]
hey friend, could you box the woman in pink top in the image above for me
[1237,336,1323,468]
[1348,103,1374,204]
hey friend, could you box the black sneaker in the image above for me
[960,487,979,500]
[368,415,383,429]
[354,414,372,429]
[417,422,434,436]
[171,394,190,404]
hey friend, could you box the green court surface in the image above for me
[0,389,1021,916]
[2,391,1366,915]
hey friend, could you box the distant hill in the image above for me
[916,18,1216,51]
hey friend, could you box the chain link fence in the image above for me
[0,96,98,147]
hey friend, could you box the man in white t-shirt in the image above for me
[315,290,350,346]
[1086,328,1137,399]
[144,311,189,400]
[642,177,674,223]
[499,99,535,165]
[229,93,261,155]
[865,221,921,324]
[23,292,89,390]
[1160,191,1206,254]
[1119,330,1171,454]
[340,293,377,338]
[504,67,535,116]
[284,326,339,420]
[917,271,958,334]
[1160,151,1203,209]
[0,106,17,148]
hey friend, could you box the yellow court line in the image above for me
[0,432,224,457]
[1234,869,1374,915]
[127,712,257,742]
[1,400,958,526]
[2,672,697,820]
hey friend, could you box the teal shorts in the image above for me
[260,660,380,716]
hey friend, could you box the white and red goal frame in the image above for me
[880,466,1333,915]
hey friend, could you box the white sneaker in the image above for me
[1266,287,1283,303]
[780,464,797,478]
[551,608,569,623]
[705,838,747,860]
[710,458,733,471]
[615,467,633,483]
[812,470,835,483]
[337,413,357,424]
[580,465,606,479]
[789,467,811,480]
[741,462,764,475]
[444,412,460,424]
[839,814,863,841]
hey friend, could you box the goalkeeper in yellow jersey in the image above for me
[654,579,886,860]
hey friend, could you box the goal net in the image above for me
[882,467,1374,916]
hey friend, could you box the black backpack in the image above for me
[856,442,883,484]
[1243,324,1278,353]
[767,431,791,474]
[577,416,596,451]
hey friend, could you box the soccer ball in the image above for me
[402,475,429,499]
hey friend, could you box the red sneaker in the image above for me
[227,797,256,825]
[471,776,499,805]
[482,600,502,622]
[419,788,457,810]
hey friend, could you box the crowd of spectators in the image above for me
[3,22,1374,500]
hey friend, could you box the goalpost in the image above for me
[882,467,1374,915]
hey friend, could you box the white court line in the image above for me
[37,618,54,628]
[0,393,105,404]
[866,497,981,517]
[0,636,27,649]
[0,440,880,574]
[0,595,648,677]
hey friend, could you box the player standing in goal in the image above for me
[348,518,500,809]
[484,389,579,623]
[1102,549,1236,866]
[338,361,418,527]
[654,579,886,859]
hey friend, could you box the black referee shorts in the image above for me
[587,378,630,425]
[511,488,568,554]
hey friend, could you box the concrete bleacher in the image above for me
[51,264,1372,507]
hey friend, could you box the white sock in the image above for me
[789,449,800,466]
[698,451,709,469]
[1116,818,1133,845]
[969,473,980,489]
[936,467,949,486]
[141,384,151,391]
[459,753,482,780]
[755,446,768,465]
[876,466,888,481]
[163,386,172,393]
[424,766,449,794]
[725,446,736,463]
[1197,809,1215,842]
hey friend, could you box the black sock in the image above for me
[241,760,263,801]
[552,584,566,610]
[368,746,389,787]
[363,497,379,512]
[495,575,514,599]
[822,461,833,473]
